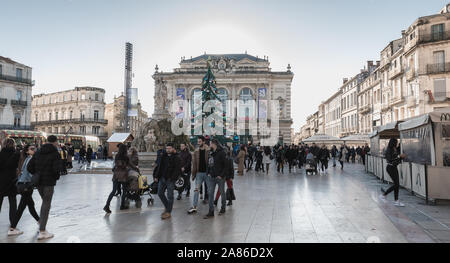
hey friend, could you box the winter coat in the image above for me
[27,144,62,187]
[318,148,330,161]
[263,153,272,164]
[86,147,93,160]
[385,147,402,167]
[207,147,227,178]
[113,155,130,183]
[179,149,192,175]
[191,146,209,176]
[237,150,246,173]
[225,157,235,180]
[155,152,182,182]
[0,147,20,196]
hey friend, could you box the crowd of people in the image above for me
[0,135,65,240]
[4,133,402,241]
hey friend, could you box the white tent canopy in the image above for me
[303,134,342,144]
[107,133,132,143]
[341,134,370,142]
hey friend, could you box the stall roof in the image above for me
[107,133,133,143]
[303,134,342,143]
[341,134,370,142]
[368,130,378,138]
[399,109,450,131]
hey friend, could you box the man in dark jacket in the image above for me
[86,145,93,167]
[78,146,86,164]
[204,139,227,219]
[154,142,182,220]
[178,143,192,200]
[318,145,330,174]
[27,135,62,240]
[0,138,20,234]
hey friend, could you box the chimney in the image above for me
[367,61,374,69]
[343,78,349,84]
[376,61,380,67]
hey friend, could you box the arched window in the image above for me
[217,88,228,114]
[239,88,255,120]
[14,113,21,127]
[190,88,202,117]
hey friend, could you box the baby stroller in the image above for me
[125,169,155,207]
[305,158,318,175]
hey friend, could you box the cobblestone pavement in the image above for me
[1,161,449,243]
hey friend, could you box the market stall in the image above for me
[106,133,134,158]
[341,134,370,148]
[302,134,343,148]
[398,109,450,201]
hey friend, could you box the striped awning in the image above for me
[1,130,43,138]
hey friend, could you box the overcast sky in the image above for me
[1,0,447,131]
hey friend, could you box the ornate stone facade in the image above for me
[0,56,33,130]
[31,87,108,139]
[152,53,294,145]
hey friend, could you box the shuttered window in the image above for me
[434,78,446,101]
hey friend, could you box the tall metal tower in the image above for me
[124,42,133,133]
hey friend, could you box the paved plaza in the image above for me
[1,161,450,243]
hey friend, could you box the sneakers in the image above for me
[7,228,23,236]
[379,194,386,201]
[393,201,405,207]
[103,206,112,214]
[177,195,182,200]
[227,200,233,206]
[187,207,197,214]
[219,208,226,215]
[204,212,214,219]
[37,230,54,240]
[161,212,171,220]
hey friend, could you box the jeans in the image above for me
[38,186,54,231]
[207,176,226,213]
[157,177,175,213]
[215,179,233,201]
[192,172,207,208]
[320,159,328,171]
[332,157,336,166]
[0,194,17,227]
[105,181,123,208]
[385,165,400,201]
[11,189,40,228]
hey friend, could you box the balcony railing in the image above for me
[381,103,390,112]
[418,31,450,45]
[31,118,108,126]
[0,125,32,130]
[359,104,371,114]
[407,96,418,108]
[406,69,416,80]
[433,92,450,102]
[390,96,405,105]
[10,100,28,106]
[423,63,450,75]
[0,74,33,85]
[0,98,7,105]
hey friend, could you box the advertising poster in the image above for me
[127,88,138,117]
[258,88,267,119]
[176,88,186,119]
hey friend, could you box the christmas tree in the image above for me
[194,57,225,139]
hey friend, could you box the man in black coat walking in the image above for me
[154,142,182,220]
[178,143,192,200]
[204,139,227,219]
[27,135,62,240]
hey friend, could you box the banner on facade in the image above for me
[176,88,186,119]
[258,88,267,119]
[127,88,138,117]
